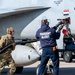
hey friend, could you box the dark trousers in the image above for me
[38,47,59,75]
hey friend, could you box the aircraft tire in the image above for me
[15,67,23,74]
[47,64,53,75]
[36,64,53,75]
[63,51,72,62]
[36,64,47,75]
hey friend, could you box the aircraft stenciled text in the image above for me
[54,0,63,6]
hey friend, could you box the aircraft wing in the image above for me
[0,6,50,18]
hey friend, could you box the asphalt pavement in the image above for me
[1,58,75,75]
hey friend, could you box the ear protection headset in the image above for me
[45,20,49,25]
[41,19,49,25]
[7,28,10,34]
[6,27,14,34]
[9,30,12,34]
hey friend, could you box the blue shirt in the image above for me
[36,24,60,48]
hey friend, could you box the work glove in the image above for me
[12,43,16,50]
[58,25,64,32]
[54,21,63,30]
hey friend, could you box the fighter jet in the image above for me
[0,0,75,74]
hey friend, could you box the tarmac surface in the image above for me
[1,58,75,75]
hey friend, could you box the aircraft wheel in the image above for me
[36,64,47,75]
[63,51,72,62]
[15,67,23,74]
[47,64,53,75]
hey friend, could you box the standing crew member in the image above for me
[36,19,67,75]
[0,27,16,75]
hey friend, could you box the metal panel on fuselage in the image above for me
[0,9,47,38]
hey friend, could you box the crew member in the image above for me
[36,19,67,75]
[0,27,16,75]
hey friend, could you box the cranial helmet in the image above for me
[6,27,14,34]
[41,18,49,25]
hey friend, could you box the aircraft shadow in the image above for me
[0,67,36,75]
[1,67,75,75]
[59,67,75,75]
